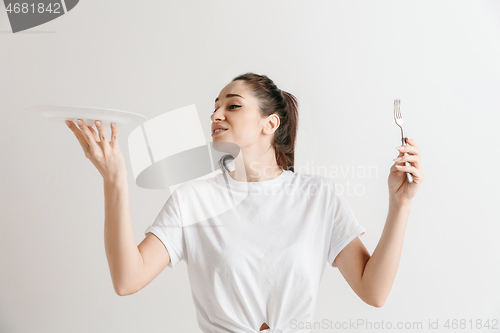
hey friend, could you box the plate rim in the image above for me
[25,104,148,119]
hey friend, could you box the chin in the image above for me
[213,138,235,145]
[213,135,231,142]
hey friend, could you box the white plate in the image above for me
[25,105,148,127]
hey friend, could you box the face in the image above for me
[211,80,280,149]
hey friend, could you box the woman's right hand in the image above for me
[66,119,128,184]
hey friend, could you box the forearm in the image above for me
[361,199,411,306]
[103,178,143,295]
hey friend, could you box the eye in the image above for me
[212,105,241,113]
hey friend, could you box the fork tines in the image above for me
[394,99,401,118]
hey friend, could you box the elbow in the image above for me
[361,283,387,308]
[362,290,386,308]
[116,290,127,297]
[116,289,133,297]
[371,300,385,308]
[367,296,386,308]
[114,285,135,297]
[115,287,127,297]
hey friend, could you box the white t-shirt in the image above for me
[145,169,366,333]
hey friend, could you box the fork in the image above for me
[394,99,413,183]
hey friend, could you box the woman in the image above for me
[66,72,424,333]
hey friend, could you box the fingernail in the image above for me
[396,145,405,150]
[77,119,83,126]
[65,120,71,127]
[111,122,116,128]
[393,157,402,161]
[95,120,101,127]
[407,136,411,141]
[396,165,403,168]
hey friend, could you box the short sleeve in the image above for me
[144,191,185,268]
[327,190,366,268]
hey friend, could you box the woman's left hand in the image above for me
[388,137,424,206]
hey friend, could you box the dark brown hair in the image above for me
[230,72,299,172]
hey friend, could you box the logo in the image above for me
[3,0,79,33]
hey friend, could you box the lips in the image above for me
[212,124,228,135]
[212,128,228,136]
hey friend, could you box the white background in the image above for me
[1,0,499,332]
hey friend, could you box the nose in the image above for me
[211,108,225,122]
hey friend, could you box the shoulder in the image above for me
[290,172,338,191]
[283,172,341,202]
[170,170,225,200]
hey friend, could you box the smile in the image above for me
[212,128,228,136]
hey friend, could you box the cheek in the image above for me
[238,126,261,145]
[230,115,262,143]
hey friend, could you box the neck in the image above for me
[229,143,283,182]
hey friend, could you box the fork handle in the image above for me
[403,151,414,183]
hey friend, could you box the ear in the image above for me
[262,113,280,135]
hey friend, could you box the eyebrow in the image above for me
[214,94,245,103]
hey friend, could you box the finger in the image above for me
[390,161,406,175]
[76,119,101,153]
[397,143,420,156]
[66,120,91,157]
[393,154,421,168]
[395,164,423,181]
[94,120,111,153]
[405,136,419,149]
[110,122,119,147]
[87,126,101,143]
